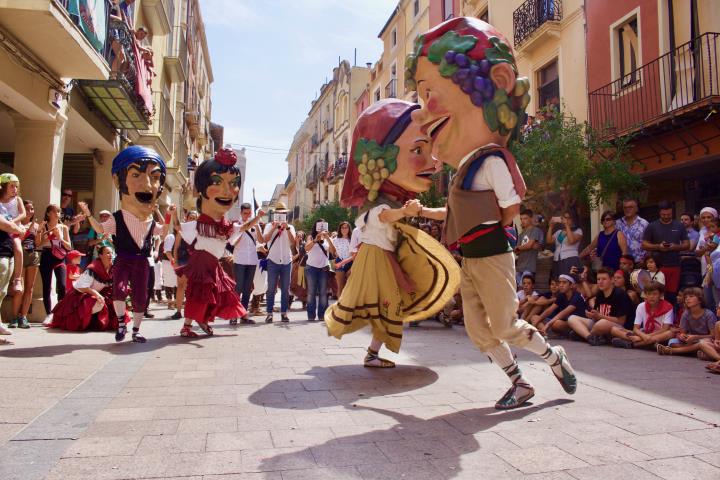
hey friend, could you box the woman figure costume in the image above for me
[324,99,461,368]
[49,246,118,332]
[176,149,246,337]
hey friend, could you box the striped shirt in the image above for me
[101,210,163,249]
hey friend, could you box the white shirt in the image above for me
[459,151,521,217]
[74,269,111,291]
[517,290,539,302]
[233,225,260,266]
[349,226,362,253]
[180,221,241,259]
[163,234,175,260]
[553,228,583,261]
[634,302,674,329]
[357,205,398,252]
[262,224,296,265]
[306,240,331,269]
[0,197,19,219]
[334,237,351,260]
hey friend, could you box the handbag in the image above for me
[592,230,618,271]
[50,238,68,260]
[260,231,281,272]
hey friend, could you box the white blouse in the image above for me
[334,237,351,260]
[357,204,398,252]
[306,240,331,269]
[180,221,241,259]
[73,269,111,292]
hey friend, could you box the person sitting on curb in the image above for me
[567,267,630,345]
[657,287,716,355]
[610,282,675,349]
[529,275,585,337]
[522,277,559,321]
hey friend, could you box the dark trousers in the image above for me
[40,249,66,315]
[113,255,150,313]
[233,263,256,309]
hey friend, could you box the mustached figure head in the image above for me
[112,146,167,217]
[194,148,242,218]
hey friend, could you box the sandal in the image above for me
[180,325,198,337]
[705,363,720,374]
[495,381,535,410]
[656,344,673,355]
[197,323,214,336]
[697,351,710,361]
[131,332,147,343]
[363,348,395,368]
[229,319,238,326]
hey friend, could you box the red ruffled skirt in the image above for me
[50,287,118,331]
[176,250,247,324]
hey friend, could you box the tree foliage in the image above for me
[510,108,643,217]
[301,201,354,233]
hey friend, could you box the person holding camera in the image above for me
[304,218,337,322]
[262,203,296,323]
[642,201,689,302]
[546,211,583,277]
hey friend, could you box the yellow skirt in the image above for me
[324,223,460,353]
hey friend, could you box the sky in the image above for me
[200,0,397,204]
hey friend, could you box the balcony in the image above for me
[164,26,187,83]
[185,110,200,138]
[513,0,562,50]
[329,157,348,184]
[306,166,319,190]
[385,78,397,98]
[589,32,720,140]
[0,0,110,79]
[311,133,320,148]
[78,19,153,130]
[284,174,291,188]
[141,0,172,35]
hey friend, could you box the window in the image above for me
[479,8,488,22]
[616,16,639,87]
[414,0,420,17]
[374,88,381,102]
[391,27,397,48]
[443,0,453,20]
[537,59,559,113]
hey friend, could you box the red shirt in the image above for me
[67,264,82,291]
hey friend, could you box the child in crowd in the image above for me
[530,275,586,337]
[699,319,720,373]
[0,173,26,294]
[517,274,539,315]
[522,278,559,321]
[645,256,665,285]
[657,287,717,355]
[610,282,675,349]
[66,250,85,291]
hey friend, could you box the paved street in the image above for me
[0,301,719,480]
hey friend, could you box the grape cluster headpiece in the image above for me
[406,17,530,137]
[341,99,421,208]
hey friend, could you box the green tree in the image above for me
[302,201,354,233]
[510,108,643,217]
[417,166,452,208]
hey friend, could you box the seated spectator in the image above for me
[610,282,675,349]
[517,274,539,316]
[521,277,559,320]
[515,209,543,285]
[699,319,720,372]
[657,287,717,355]
[619,254,636,274]
[568,267,631,345]
[529,274,585,337]
[645,256,665,286]
[674,288,686,325]
[613,269,641,313]
[580,210,627,271]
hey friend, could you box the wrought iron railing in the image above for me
[589,32,720,138]
[385,78,397,98]
[513,0,562,47]
[306,166,319,189]
[331,157,348,182]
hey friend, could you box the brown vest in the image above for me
[444,145,526,246]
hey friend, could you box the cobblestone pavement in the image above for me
[0,300,718,480]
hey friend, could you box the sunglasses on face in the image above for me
[603,217,614,222]
[61,193,71,198]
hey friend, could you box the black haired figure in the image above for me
[80,145,170,344]
[175,148,247,337]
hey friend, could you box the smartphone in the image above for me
[316,221,329,232]
[273,213,286,223]
[551,216,562,224]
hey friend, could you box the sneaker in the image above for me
[568,331,583,342]
[170,311,183,320]
[18,316,30,329]
[281,314,290,323]
[611,337,633,349]
[0,323,12,335]
[587,334,608,346]
[265,314,273,323]
[132,332,147,343]
[144,311,155,319]
[8,317,18,328]
[115,324,127,342]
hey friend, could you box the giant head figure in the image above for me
[193,148,242,220]
[112,145,167,220]
[341,99,435,209]
[406,17,530,168]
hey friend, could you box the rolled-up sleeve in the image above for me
[484,156,521,208]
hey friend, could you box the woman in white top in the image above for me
[304,219,337,321]
[49,245,119,331]
[547,211,583,277]
[333,221,353,295]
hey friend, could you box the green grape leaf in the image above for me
[485,36,515,67]
[427,31,477,64]
[483,102,499,132]
[438,58,459,77]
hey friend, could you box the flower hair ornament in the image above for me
[354,139,399,202]
[214,148,237,167]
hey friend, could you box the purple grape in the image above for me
[461,78,474,94]
[444,50,457,63]
[468,64,479,77]
[473,77,487,92]
[456,68,470,81]
[470,91,485,107]
[451,71,462,84]
[455,53,469,68]
[483,84,495,100]
[479,59,491,75]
